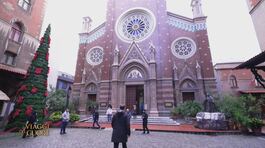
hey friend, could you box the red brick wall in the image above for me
[0,0,46,38]
[216,67,265,95]
[195,29,215,78]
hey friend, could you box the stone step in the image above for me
[80,115,180,125]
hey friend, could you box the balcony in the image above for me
[6,39,21,54]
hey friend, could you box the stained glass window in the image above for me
[171,38,196,59]
[86,47,104,65]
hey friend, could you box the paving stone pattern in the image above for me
[1,128,265,148]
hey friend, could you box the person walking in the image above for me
[142,110,149,134]
[111,105,131,148]
[93,109,101,129]
[22,111,37,138]
[106,106,113,122]
[60,108,70,134]
[126,109,132,120]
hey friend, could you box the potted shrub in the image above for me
[179,101,202,124]
[170,106,182,119]
[70,113,80,123]
[48,111,62,127]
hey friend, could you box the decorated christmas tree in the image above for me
[6,25,51,130]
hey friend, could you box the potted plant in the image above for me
[249,118,264,136]
[48,111,62,127]
[70,113,80,123]
[170,106,182,119]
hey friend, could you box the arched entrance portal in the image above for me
[126,85,144,115]
[180,79,197,102]
[86,83,97,112]
[111,42,158,116]
[124,68,145,115]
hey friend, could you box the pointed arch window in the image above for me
[18,0,31,11]
[9,22,23,42]
[230,75,238,88]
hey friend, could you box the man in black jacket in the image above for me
[92,109,100,129]
[22,111,37,138]
[111,105,130,148]
[142,110,149,134]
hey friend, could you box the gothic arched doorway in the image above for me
[180,79,197,102]
[122,66,147,115]
[86,83,97,112]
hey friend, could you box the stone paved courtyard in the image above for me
[0,128,265,148]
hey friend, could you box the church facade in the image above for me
[72,0,217,116]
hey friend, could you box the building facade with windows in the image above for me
[246,0,265,51]
[215,62,265,96]
[236,0,265,87]
[48,70,74,92]
[73,0,217,116]
[0,0,46,120]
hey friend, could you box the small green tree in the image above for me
[216,94,264,130]
[216,95,245,120]
[69,97,79,113]
[46,90,66,112]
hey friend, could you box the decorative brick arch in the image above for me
[180,79,197,90]
[85,82,97,94]
[119,61,149,81]
[179,79,198,102]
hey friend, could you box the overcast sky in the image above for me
[41,0,260,76]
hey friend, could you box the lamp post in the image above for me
[66,86,72,108]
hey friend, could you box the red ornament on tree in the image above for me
[48,36,51,45]
[46,53,49,61]
[19,85,27,91]
[40,37,44,44]
[35,67,42,75]
[33,52,38,61]
[25,106,33,117]
[16,96,24,104]
[16,85,27,95]
[44,80,48,87]
[31,87,38,94]
[44,91,48,97]
[43,108,48,116]
[13,109,21,118]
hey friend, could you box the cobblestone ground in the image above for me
[1,128,265,148]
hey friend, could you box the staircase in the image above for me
[80,115,180,125]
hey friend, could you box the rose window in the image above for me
[86,47,104,65]
[116,8,155,42]
[171,38,196,59]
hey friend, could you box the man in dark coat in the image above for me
[92,109,100,129]
[22,111,37,138]
[142,110,149,134]
[111,105,131,148]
